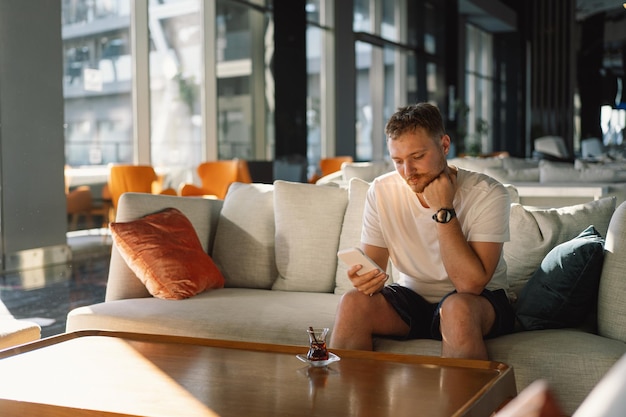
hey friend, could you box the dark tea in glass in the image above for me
[307,327,329,361]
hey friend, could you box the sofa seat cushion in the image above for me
[66,288,341,347]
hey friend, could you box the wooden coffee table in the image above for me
[0,331,516,416]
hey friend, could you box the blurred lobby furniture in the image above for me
[309,156,353,183]
[108,165,177,211]
[179,160,251,199]
[88,184,113,229]
[66,185,94,231]
[316,160,394,187]
[581,137,605,159]
[0,319,40,350]
[246,160,274,184]
[448,154,626,208]
[273,155,308,182]
[533,136,572,162]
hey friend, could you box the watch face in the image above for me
[433,208,455,223]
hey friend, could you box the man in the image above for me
[330,103,514,360]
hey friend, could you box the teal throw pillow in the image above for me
[516,225,605,330]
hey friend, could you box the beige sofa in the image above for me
[67,179,626,415]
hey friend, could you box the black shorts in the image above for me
[380,283,515,340]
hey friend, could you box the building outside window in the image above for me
[62,0,133,167]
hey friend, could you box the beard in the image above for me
[404,165,446,194]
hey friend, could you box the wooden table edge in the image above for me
[0,329,511,372]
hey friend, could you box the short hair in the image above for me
[385,103,446,140]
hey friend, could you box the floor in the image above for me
[0,229,112,338]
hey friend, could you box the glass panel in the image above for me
[149,0,203,173]
[381,0,396,41]
[216,0,266,160]
[306,0,321,24]
[382,46,396,158]
[354,0,370,32]
[307,25,323,177]
[465,24,493,155]
[356,40,373,160]
[63,0,133,167]
[423,2,437,54]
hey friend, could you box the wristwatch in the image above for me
[432,208,456,224]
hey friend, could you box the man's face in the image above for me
[388,128,449,194]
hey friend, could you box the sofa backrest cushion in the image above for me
[504,197,616,297]
[272,181,348,292]
[341,161,393,183]
[598,201,626,342]
[110,207,225,300]
[515,225,605,330]
[334,178,371,294]
[213,182,277,289]
[105,192,223,302]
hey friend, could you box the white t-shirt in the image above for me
[361,167,510,303]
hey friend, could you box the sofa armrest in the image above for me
[598,200,626,342]
[105,192,223,302]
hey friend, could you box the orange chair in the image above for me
[87,184,114,229]
[108,165,176,210]
[66,185,94,231]
[179,160,252,199]
[309,156,353,183]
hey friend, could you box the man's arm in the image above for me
[423,167,504,294]
[436,221,503,294]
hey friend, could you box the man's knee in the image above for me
[439,293,494,335]
[337,289,373,313]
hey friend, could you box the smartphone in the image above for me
[337,247,383,276]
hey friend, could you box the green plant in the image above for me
[174,72,198,114]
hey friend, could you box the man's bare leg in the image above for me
[438,293,496,360]
[330,290,409,350]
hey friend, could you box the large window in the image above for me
[465,24,493,155]
[306,0,332,176]
[354,0,420,161]
[62,0,133,167]
[149,0,203,174]
[63,0,273,181]
[216,1,270,161]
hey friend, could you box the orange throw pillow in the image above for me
[110,208,224,300]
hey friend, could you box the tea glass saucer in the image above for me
[296,352,341,367]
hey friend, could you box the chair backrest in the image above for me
[581,137,604,158]
[319,156,354,176]
[534,136,570,159]
[197,160,251,199]
[108,165,158,208]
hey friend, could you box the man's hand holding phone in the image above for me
[337,248,389,296]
